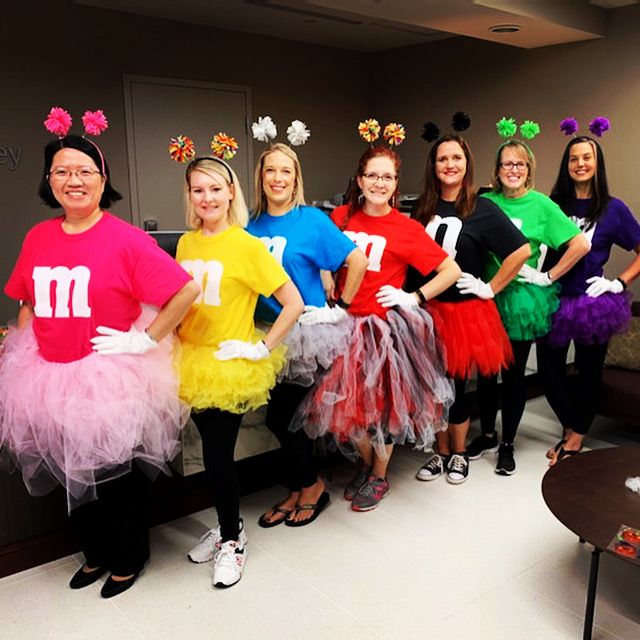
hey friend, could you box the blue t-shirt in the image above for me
[247,205,357,322]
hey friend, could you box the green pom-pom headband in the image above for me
[496,116,540,141]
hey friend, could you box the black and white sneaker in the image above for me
[446,453,469,484]
[467,433,499,460]
[495,443,516,476]
[416,454,445,481]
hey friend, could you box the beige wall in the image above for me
[0,2,370,322]
[372,4,640,295]
[1,2,639,323]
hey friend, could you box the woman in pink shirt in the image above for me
[0,134,199,598]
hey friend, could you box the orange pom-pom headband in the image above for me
[358,118,406,146]
[167,132,238,183]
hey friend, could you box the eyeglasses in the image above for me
[499,161,527,171]
[362,172,397,184]
[48,168,102,181]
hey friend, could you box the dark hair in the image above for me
[413,134,476,225]
[38,134,122,209]
[550,135,610,228]
[341,146,401,230]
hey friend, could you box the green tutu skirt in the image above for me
[494,281,560,341]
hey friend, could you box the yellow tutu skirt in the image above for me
[179,333,286,414]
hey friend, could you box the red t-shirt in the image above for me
[5,213,192,363]
[331,206,447,318]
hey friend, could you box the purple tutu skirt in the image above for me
[291,307,453,460]
[546,292,632,347]
[0,310,189,508]
[260,314,355,387]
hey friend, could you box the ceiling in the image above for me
[76,0,639,51]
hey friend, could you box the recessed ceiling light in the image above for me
[489,24,522,33]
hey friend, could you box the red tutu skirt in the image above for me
[428,298,513,379]
[291,307,453,459]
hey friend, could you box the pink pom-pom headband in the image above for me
[43,107,109,173]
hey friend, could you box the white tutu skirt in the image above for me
[260,316,354,387]
[291,307,454,459]
[0,313,189,508]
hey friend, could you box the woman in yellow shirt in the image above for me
[176,157,303,589]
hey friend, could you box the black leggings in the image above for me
[477,339,532,445]
[266,382,317,492]
[70,466,150,576]
[537,340,608,436]
[191,408,243,542]
[449,378,470,425]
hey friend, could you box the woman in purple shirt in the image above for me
[538,135,640,463]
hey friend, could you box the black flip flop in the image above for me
[546,438,566,459]
[284,491,330,528]
[258,505,294,528]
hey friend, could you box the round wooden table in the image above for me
[542,446,640,640]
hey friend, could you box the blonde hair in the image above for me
[184,158,248,229]
[492,140,536,193]
[252,143,306,217]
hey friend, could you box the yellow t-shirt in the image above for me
[177,226,289,347]
[175,226,290,413]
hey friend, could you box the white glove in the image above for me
[456,273,495,300]
[214,339,270,361]
[90,326,159,356]
[375,285,419,308]
[517,264,553,287]
[585,276,624,298]
[298,304,348,325]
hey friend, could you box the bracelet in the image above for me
[260,339,271,352]
[415,289,427,304]
[545,271,553,283]
[336,297,351,309]
[616,277,628,290]
[144,328,158,344]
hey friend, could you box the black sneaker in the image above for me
[495,443,516,476]
[446,453,469,484]
[467,433,499,460]
[416,453,445,481]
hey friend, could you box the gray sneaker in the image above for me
[351,475,389,512]
[343,465,371,501]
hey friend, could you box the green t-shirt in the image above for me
[481,189,581,280]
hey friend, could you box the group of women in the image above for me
[0,119,638,598]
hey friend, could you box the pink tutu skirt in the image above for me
[0,314,189,508]
[260,314,355,387]
[291,307,453,459]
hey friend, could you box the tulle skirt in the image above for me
[545,292,632,347]
[428,298,513,379]
[494,282,560,341]
[291,307,453,459]
[258,315,354,387]
[179,330,286,414]
[0,315,189,508]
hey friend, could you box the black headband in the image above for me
[190,156,234,184]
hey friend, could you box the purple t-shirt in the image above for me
[548,197,640,296]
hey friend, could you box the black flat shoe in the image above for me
[100,573,139,599]
[69,565,107,589]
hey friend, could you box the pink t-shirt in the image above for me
[5,213,192,363]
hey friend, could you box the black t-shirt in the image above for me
[406,198,527,302]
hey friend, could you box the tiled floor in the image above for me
[2,397,639,640]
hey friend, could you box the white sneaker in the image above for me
[188,519,247,564]
[213,539,247,589]
[188,526,222,564]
